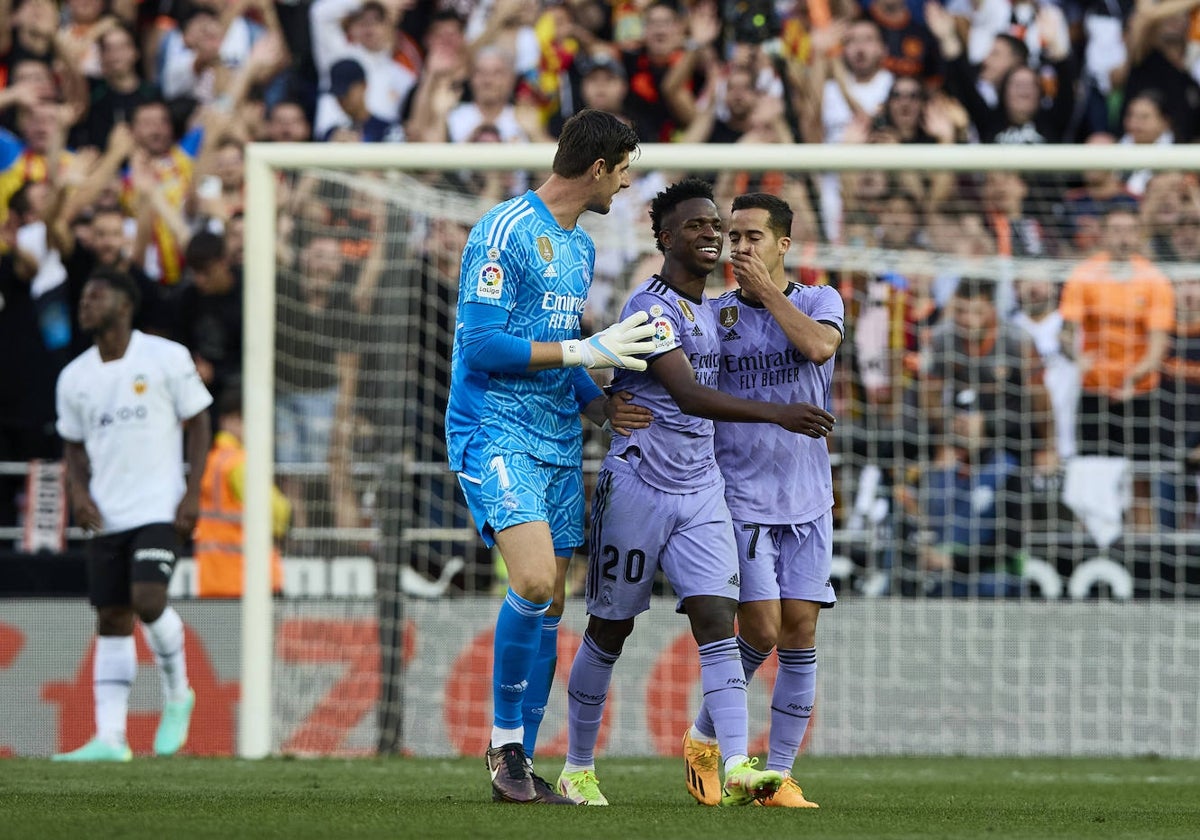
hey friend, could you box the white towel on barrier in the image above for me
[1062,457,1131,549]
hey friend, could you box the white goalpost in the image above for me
[241,142,1200,760]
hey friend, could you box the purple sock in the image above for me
[766,647,816,773]
[698,638,748,761]
[694,636,768,738]
[565,633,619,767]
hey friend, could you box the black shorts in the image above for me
[1078,392,1160,459]
[87,523,182,608]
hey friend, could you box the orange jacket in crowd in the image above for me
[1059,253,1176,395]
[194,431,290,598]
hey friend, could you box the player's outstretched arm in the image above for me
[772,401,838,438]
[650,348,836,438]
[560,311,657,371]
[459,305,656,373]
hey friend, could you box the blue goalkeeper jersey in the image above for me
[446,190,597,470]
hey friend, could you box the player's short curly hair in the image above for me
[88,267,142,314]
[649,178,714,253]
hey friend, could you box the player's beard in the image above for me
[81,307,119,336]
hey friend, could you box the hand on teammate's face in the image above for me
[730,251,774,298]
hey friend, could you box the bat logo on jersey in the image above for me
[477,262,504,299]
[719,306,739,328]
[652,318,675,350]
[133,375,148,395]
[678,300,695,321]
[535,236,554,262]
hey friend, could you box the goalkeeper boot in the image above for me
[486,743,538,803]
[720,758,783,807]
[557,769,609,805]
[682,729,722,806]
[154,688,195,756]
[52,737,133,762]
[761,776,819,808]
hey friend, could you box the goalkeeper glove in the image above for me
[561,311,657,371]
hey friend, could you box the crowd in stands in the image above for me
[1,0,1198,593]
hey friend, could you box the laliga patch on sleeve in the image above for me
[477,262,504,299]
[651,317,676,350]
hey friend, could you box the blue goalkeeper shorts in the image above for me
[457,444,584,557]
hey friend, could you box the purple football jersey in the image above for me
[608,276,723,493]
[712,283,844,524]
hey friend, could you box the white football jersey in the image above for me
[55,331,213,533]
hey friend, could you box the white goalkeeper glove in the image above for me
[561,311,657,371]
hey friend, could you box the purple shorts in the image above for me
[585,457,738,620]
[734,509,836,606]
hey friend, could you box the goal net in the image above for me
[236,143,1200,760]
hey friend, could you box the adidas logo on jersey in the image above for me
[722,328,742,341]
[727,573,740,587]
[691,325,703,336]
[542,264,558,278]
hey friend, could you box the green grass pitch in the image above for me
[3,756,1199,839]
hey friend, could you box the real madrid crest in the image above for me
[536,236,554,262]
[719,306,739,329]
[133,375,148,395]
[678,299,695,322]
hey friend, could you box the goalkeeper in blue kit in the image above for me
[445,109,653,804]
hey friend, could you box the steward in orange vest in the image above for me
[194,393,290,597]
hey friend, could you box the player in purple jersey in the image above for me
[447,110,660,804]
[686,193,844,808]
[556,179,836,807]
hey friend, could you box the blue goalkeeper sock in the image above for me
[522,614,560,761]
[491,588,550,747]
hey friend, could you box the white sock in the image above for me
[724,754,750,775]
[94,635,136,746]
[561,761,595,774]
[143,606,189,702]
[689,724,717,745]
[491,726,523,749]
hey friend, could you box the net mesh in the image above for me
[262,158,1200,757]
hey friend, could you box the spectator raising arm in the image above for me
[51,29,91,128]
[61,120,135,223]
[659,0,722,131]
[0,0,12,58]
[128,149,192,271]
